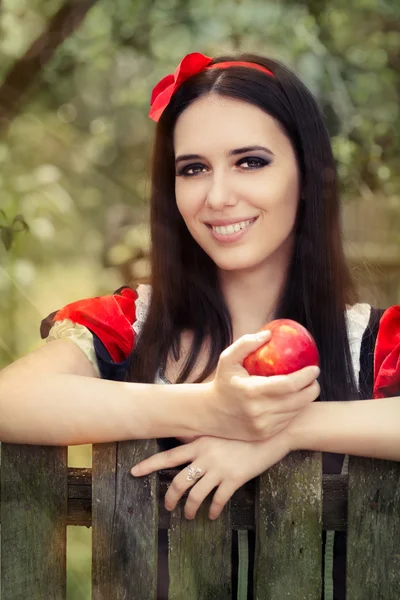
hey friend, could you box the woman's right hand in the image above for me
[208,331,321,442]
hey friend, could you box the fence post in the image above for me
[92,439,159,600]
[168,499,232,599]
[254,451,322,599]
[347,456,400,600]
[0,443,68,600]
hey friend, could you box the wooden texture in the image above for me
[3,451,400,599]
[0,468,348,530]
[168,498,232,599]
[67,467,92,526]
[0,443,67,600]
[347,456,400,600]
[254,451,322,600]
[91,440,159,600]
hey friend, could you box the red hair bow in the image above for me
[149,52,274,122]
[149,53,213,122]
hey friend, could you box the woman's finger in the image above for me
[209,481,241,520]
[131,444,195,477]
[165,463,210,513]
[219,331,272,366]
[183,474,221,520]
[252,365,320,396]
[276,380,321,413]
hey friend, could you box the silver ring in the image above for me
[185,466,204,482]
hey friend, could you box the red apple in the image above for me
[243,318,319,376]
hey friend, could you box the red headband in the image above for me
[149,52,274,122]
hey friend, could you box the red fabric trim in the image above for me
[52,287,138,363]
[373,305,400,398]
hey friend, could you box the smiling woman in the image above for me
[1,51,400,600]
[173,94,299,276]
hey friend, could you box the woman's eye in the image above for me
[238,157,268,169]
[176,157,268,176]
[177,164,207,176]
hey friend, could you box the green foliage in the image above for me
[0,210,29,250]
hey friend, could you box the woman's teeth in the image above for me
[211,218,256,235]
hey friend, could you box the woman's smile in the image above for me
[206,216,258,243]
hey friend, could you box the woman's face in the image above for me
[173,94,300,274]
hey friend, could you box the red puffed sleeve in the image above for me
[40,286,138,363]
[373,306,400,399]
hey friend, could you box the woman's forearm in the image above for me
[288,397,400,461]
[0,372,211,446]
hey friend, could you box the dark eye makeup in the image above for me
[176,156,271,177]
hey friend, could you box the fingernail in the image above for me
[312,366,320,377]
[256,330,270,341]
[131,466,139,476]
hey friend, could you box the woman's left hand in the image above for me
[131,433,291,520]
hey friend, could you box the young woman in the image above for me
[1,52,399,599]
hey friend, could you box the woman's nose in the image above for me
[205,174,237,210]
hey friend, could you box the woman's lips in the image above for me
[207,217,258,243]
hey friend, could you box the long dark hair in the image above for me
[126,53,360,403]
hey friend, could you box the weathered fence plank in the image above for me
[168,499,232,599]
[67,467,92,526]
[0,468,349,530]
[2,449,400,600]
[347,456,400,600]
[92,439,159,600]
[254,451,322,599]
[0,444,67,600]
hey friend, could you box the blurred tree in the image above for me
[0,0,398,362]
[0,0,98,136]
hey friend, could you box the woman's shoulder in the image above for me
[344,302,392,339]
[372,305,400,398]
[40,283,153,380]
[345,301,398,339]
[346,302,400,399]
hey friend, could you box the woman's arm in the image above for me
[0,339,210,446]
[0,333,321,446]
[130,396,400,519]
[288,397,400,461]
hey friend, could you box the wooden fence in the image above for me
[1,441,400,599]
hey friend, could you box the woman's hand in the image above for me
[208,331,320,442]
[131,433,292,520]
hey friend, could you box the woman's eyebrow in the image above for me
[229,145,275,156]
[175,153,202,165]
[175,145,274,166]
